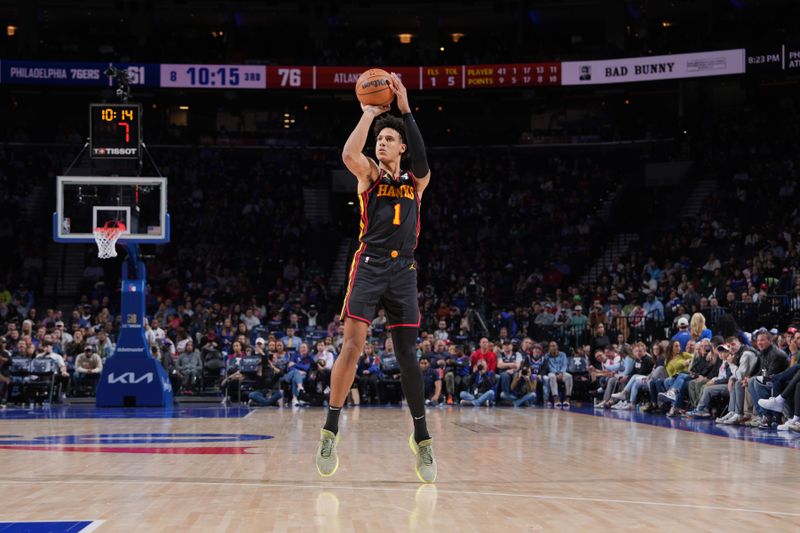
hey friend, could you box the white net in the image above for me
[93,223,126,259]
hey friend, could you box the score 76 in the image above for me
[278,68,302,87]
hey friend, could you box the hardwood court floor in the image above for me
[0,404,799,532]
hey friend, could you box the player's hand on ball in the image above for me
[361,103,390,116]
[389,72,411,113]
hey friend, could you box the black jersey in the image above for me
[358,168,420,253]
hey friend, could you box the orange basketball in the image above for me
[355,68,395,107]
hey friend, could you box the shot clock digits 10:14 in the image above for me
[99,107,135,142]
[90,103,141,159]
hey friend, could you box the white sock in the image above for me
[792,416,799,422]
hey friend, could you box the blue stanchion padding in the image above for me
[95,267,173,407]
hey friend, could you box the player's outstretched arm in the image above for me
[342,104,388,185]
[389,72,431,196]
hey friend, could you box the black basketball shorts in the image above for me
[339,246,420,330]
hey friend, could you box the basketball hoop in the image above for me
[93,220,127,259]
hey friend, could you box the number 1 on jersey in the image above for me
[393,204,401,225]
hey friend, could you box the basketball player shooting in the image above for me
[315,73,436,483]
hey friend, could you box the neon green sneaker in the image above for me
[316,429,340,477]
[408,433,437,483]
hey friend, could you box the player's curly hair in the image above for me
[373,115,409,160]
[373,115,405,143]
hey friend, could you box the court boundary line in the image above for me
[525,406,800,449]
[79,520,106,533]
[1,478,798,518]
[0,520,105,533]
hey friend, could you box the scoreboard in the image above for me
[245,64,561,89]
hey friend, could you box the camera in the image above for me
[521,368,530,376]
[317,359,326,368]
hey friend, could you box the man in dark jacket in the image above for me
[748,331,789,428]
[248,352,283,407]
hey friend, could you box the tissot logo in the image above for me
[107,372,154,384]
[92,147,138,155]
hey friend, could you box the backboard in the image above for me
[54,176,170,244]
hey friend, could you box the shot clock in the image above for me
[90,103,142,159]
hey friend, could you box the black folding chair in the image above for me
[27,357,57,404]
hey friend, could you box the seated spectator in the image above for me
[746,331,789,428]
[568,345,591,397]
[248,351,283,407]
[687,341,734,418]
[659,338,719,417]
[717,336,758,425]
[589,323,611,366]
[281,327,302,351]
[283,342,313,406]
[65,329,86,359]
[430,340,448,371]
[36,341,70,403]
[671,316,691,352]
[598,344,635,408]
[686,337,726,410]
[443,346,470,404]
[242,307,261,332]
[313,340,335,369]
[757,359,800,431]
[544,341,572,407]
[299,358,331,407]
[644,340,693,413]
[470,337,497,373]
[658,338,717,415]
[146,318,167,348]
[93,330,115,359]
[496,340,523,401]
[609,342,654,410]
[506,364,538,407]
[73,345,103,395]
[433,320,449,341]
[356,344,382,404]
[459,359,495,406]
[690,313,712,344]
[418,356,442,405]
[371,309,387,333]
[154,344,182,398]
[177,339,202,392]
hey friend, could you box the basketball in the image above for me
[355,68,394,107]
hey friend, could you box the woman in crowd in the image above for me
[690,312,712,343]
[643,340,692,413]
